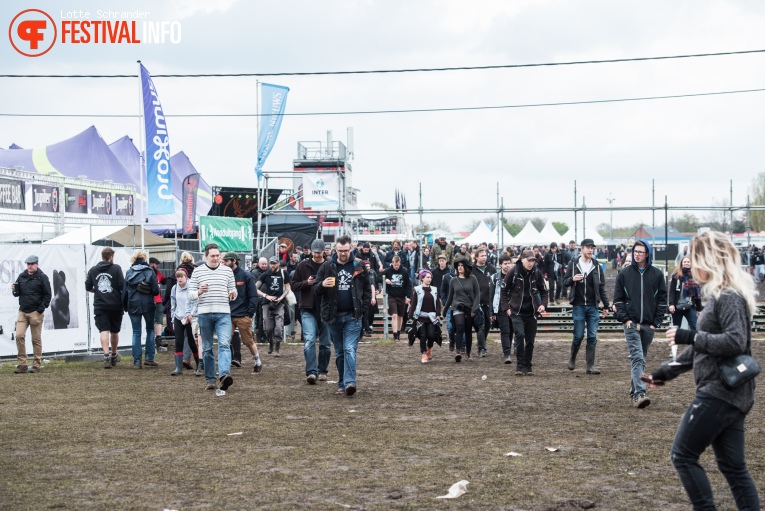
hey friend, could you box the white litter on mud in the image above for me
[436,480,469,499]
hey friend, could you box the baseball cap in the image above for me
[311,239,325,252]
[222,252,239,261]
[522,250,535,260]
[269,256,279,264]
[25,255,39,264]
[580,239,595,247]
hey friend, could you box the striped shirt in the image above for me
[186,263,237,315]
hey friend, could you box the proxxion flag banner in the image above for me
[255,83,289,180]
[182,173,200,235]
[140,63,174,215]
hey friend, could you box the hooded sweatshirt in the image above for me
[613,240,667,327]
[85,260,125,311]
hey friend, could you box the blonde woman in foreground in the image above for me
[645,231,760,510]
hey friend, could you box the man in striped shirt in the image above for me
[187,243,237,392]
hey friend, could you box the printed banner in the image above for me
[353,216,398,235]
[302,172,340,208]
[65,187,88,214]
[182,173,200,235]
[31,184,59,213]
[199,216,252,252]
[140,63,174,215]
[0,244,89,356]
[90,191,112,216]
[115,193,134,217]
[0,177,25,210]
[255,83,289,180]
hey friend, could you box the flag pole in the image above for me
[137,60,146,250]
[255,80,263,253]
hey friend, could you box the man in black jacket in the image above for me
[613,240,667,408]
[563,239,610,375]
[383,239,409,270]
[223,252,261,372]
[85,247,125,369]
[542,242,564,305]
[500,250,548,375]
[292,239,332,384]
[12,254,52,373]
[472,248,496,357]
[314,235,371,397]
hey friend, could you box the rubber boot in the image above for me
[170,354,183,376]
[274,342,281,357]
[567,344,580,371]
[585,345,601,374]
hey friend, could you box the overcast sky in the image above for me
[2,0,765,235]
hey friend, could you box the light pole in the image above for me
[606,192,616,240]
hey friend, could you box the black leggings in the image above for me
[173,318,199,360]
[417,322,437,353]
[452,312,478,355]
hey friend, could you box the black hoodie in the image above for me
[86,261,125,311]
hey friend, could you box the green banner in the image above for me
[199,216,253,252]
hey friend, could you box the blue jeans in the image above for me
[198,313,232,383]
[130,310,155,364]
[301,310,331,377]
[624,324,654,397]
[572,305,600,349]
[329,313,361,390]
[672,308,698,330]
[671,394,760,510]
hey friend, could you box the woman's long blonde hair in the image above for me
[689,231,757,315]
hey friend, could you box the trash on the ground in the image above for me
[215,389,226,397]
[349,409,356,413]
[227,432,243,436]
[481,375,487,380]
[43,359,51,364]
[436,480,469,499]
[327,380,338,384]
[544,446,559,452]
[163,509,178,511]
[627,471,636,475]
[505,452,522,457]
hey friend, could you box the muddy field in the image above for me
[1,334,764,511]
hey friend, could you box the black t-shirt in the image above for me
[336,260,355,312]
[258,269,290,298]
[383,266,409,298]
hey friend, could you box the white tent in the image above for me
[512,221,546,246]
[490,224,514,245]
[538,221,564,244]
[461,221,494,245]
[559,228,606,246]
[582,228,605,246]
[44,225,174,247]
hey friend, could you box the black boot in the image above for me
[171,354,183,376]
[586,345,601,374]
[274,342,281,357]
[567,344,580,371]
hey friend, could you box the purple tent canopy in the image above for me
[0,126,213,231]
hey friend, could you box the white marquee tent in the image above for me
[461,221,494,245]
[512,221,546,246]
[491,224,514,246]
[538,221,564,244]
